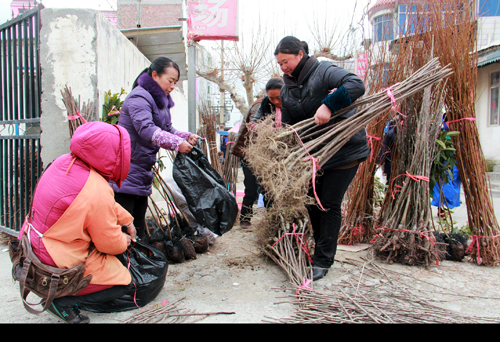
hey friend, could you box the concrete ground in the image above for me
[1,170,500,323]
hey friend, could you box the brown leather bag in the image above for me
[8,233,93,314]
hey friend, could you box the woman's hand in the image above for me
[126,223,137,242]
[123,223,137,246]
[187,133,199,146]
[314,104,332,125]
[178,140,193,154]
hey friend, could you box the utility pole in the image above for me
[220,39,225,128]
[188,41,197,133]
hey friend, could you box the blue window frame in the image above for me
[374,14,394,42]
[397,4,431,37]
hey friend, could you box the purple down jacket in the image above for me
[110,72,190,196]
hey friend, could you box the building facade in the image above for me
[367,0,500,163]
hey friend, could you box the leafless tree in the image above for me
[308,0,363,61]
[195,17,277,116]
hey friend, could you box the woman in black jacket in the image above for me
[274,36,368,281]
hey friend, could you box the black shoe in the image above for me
[240,221,253,230]
[312,267,329,281]
[45,302,90,324]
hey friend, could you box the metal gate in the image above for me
[0,6,42,237]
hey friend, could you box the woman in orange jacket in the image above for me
[18,122,139,323]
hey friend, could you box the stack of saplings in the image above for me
[143,166,211,263]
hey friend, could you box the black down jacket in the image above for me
[280,57,369,170]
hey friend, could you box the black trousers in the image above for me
[240,159,259,223]
[307,164,359,269]
[54,283,134,309]
[114,192,148,239]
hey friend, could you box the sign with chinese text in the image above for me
[187,0,239,42]
[355,52,367,81]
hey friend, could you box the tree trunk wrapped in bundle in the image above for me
[427,0,500,266]
[338,47,395,245]
[373,84,448,266]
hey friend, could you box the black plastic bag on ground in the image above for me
[79,240,168,313]
[173,145,238,236]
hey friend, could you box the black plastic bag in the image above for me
[173,145,238,236]
[79,240,168,313]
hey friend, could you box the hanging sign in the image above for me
[187,0,239,42]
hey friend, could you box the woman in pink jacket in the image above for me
[18,122,138,324]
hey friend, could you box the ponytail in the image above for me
[132,57,181,90]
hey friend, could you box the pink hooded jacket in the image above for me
[18,122,134,295]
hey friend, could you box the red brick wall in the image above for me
[118,4,182,29]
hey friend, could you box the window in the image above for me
[490,71,500,126]
[479,0,500,17]
[397,4,431,37]
[373,14,394,42]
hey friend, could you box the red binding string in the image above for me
[67,110,88,123]
[445,117,476,125]
[297,278,312,295]
[374,227,440,265]
[385,84,407,118]
[390,171,430,199]
[271,223,313,264]
[465,234,500,265]
[366,134,381,163]
[126,247,141,309]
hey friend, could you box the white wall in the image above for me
[476,62,500,163]
[39,7,189,175]
[477,16,500,49]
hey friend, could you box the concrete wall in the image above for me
[39,7,189,176]
[117,0,182,29]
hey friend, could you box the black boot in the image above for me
[312,267,329,281]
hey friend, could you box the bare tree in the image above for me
[228,23,274,106]
[307,0,362,61]
[195,17,277,116]
[195,42,249,115]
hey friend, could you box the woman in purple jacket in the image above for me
[111,57,198,239]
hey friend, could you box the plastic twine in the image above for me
[67,110,88,123]
[271,223,313,264]
[465,234,500,265]
[296,278,312,295]
[390,171,430,199]
[445,117,476,125]
[366,134,381,163]
[374,227,440,265]
[384,83,407,118]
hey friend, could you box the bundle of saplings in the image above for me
[146,195,210,263]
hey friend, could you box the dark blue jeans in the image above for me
[307,164,359,268]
